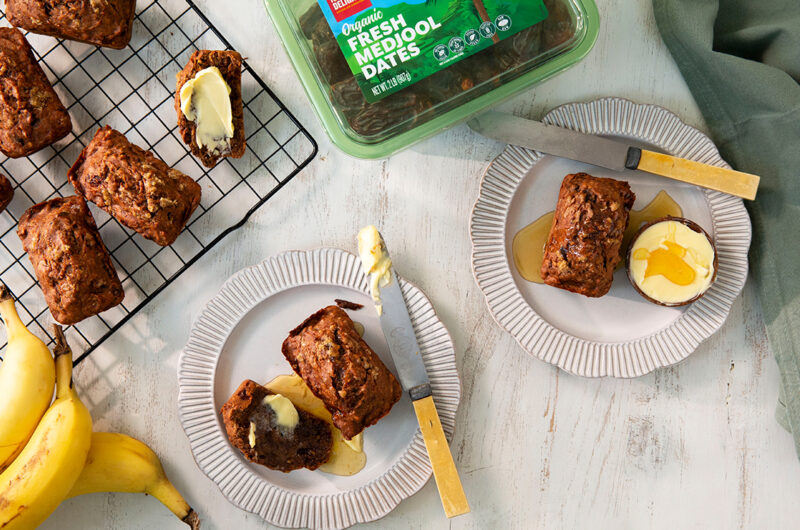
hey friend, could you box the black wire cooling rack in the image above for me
[0,0,317,364]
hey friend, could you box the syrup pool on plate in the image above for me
[512,190,682,284]
[265,374,366,476]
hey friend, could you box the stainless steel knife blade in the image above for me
[375,267,430,395]
[468,110,632,171]
[468,110,761,200]
[358,228,469,516]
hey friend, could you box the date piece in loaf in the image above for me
[17,196,124,325]
[540,173,635,298]
[6,0,137,49]
[68,126,201,247]
[220,379,333,473]
[281,305,402,440]
[175,50,245,168]
[0,27,72,158]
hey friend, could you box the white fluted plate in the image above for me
[178,248,460,529]
[470,98,751,377]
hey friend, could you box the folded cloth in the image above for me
[652,0,800,457]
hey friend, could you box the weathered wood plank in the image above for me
[42,0,800,529]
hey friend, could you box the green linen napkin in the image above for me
[652,0,800,457]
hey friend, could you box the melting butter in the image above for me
[263,394,299,430]
[357,225,392,315]
[248,421,256,448]
[629,220,714,304]
[512,190,682,284]
[265,373,366,476]
[342,432,363,452]
[179,66,233,155]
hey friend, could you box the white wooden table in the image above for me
[47,0,800,528]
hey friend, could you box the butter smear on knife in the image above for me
[357,225,392,315]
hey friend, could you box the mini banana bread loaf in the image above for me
[282,305,402,440]
[68,126,202,247]
[175,50,245,168]
[0,27,72,158]
[221,379,333,472]
[17,196,124,325]
[5,0,137,49]
[540,173,635,297]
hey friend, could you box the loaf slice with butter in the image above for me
[175,50,246,168]
[220,379,333,473]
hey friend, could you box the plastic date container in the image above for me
[264,0,599,159]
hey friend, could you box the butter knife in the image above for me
[468,110,760,200]
[357,226,470,519]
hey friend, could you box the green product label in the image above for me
[317,0,549,103]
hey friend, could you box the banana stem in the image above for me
[0,283,11,302]
[52,325,74,399]
[0,282,24,342]
[183,509,200,530]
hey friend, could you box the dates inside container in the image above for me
[350,92,433,137]
[299,2,576,140]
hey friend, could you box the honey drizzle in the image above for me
[620,190,683,264]
[632,223,697,286]
[635,245,697,286]
[511,211,554,284]
[512,190,682,284]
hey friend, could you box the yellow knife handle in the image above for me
[626,148,760,200]
[412,394,470,518]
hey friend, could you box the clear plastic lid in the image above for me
[265,0,599,158]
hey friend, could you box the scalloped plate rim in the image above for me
[469,97,752,378]
[177,247,461,529]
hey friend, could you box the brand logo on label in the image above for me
[325,0,372,22]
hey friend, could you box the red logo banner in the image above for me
[325,0,372,22]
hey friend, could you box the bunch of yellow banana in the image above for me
[0,288,198,529]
